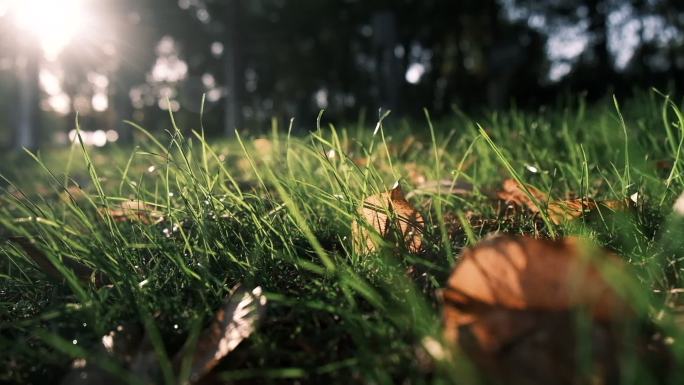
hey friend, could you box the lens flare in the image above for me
[4,0,91,60]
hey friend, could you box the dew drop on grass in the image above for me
[72,339,78,345]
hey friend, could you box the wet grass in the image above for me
[1,92,684,384]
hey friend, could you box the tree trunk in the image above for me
[15,48,40,150]
[223,0,243,135]
[587,0,612,80]
[372,10,401,113]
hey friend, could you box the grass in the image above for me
[1,91,684,384]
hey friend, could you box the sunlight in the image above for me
[4,0,91,60]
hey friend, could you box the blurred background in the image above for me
[0,0,683,149]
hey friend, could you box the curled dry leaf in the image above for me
[352,184,424,254]
[61,324,145,385]
[656,159,674,172]
[442,235,635,384]
[8,236,106,286]
[496,178,631,224]
[673,191,684,216]
[547,198,632,224]
[62,287,266,385]
[59,185,87,204]
[253,138,273,159]
[496,179,548,213]
[404,162,427,186]
[174,286,267,384]
[103,200,164,225]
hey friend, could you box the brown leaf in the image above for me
[442,235,634,383]
[444,235,629,321]
[173,286,267,384]
[547,198,599,223]
[61,324,145,385]
[102,200,164,225]
[496,178,548,213]
[253,138,273,159]
[674,191,684,216]
[59,185,87,204]
[8,236,106,286]
[496,179,631,224]
[547,198,632,224]
[352,184,424,254]
[656,159,674,172]
[404,162,427,186]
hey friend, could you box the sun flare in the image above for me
[3,0,91,60]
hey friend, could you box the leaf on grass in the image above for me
[8,236,106,286]
[442,235,630,350]
[547,198,631,224]
[174,286,267,384]
[352,183,424,254]
[61,324,145,385]
[102,200,164,225]
[674,191,684,216]
[443,235,629,320]
[496,179,631,224]
[403,162,427,185]
[253,138,273,159]
[496,178,548,213]
[63,287,267,385]
[59,185,88,204]
[656,159,674,172]
[441,235,651,384]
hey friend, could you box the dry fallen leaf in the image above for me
[442,235,635,384]
[173,286,267,384]
[253,138,273,159]
[444,236,630,324]
[9,236,106,286]
[404,162,427,186]
[59,185,87,204]
[496,179,631,224]
[656,159,674,172]
[62,287,266,385]
[496,179,548,213]
[352,184,424,254]
[547,198,631,224]
[61,324,144,385]
[674,191,684,216]
[103,200,164,225]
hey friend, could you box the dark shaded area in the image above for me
[1,0,684,148]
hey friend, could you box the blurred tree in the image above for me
[15,42,40,150]
[1,0,684,148]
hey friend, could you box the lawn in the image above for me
[2,93,684,384]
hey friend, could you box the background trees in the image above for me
[1,0,683,149]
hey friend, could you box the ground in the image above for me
[1,94,684,384]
